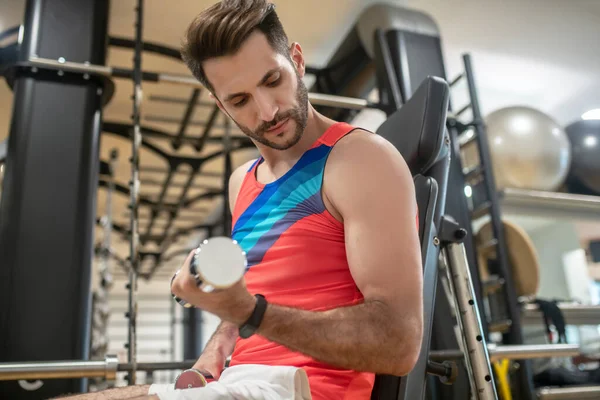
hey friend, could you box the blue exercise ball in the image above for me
[565,119,600,195]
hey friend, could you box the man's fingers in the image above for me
[171,249,198,297]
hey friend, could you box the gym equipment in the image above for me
[0,357,191,381]
[124,0,145,386]
[476,219,540,298]
[484,106,572,192]
[189,237,247,291]
[174,369,209,389]
[0,0,110,398]
[499,187,600,221]
[171,237,246,306]
[521,302,600,326]
[537,386,600,400]
[90,149,118,391]
[8,55,379,112]
[2,3,590,399]
[0,344,579,383]
[564,119,600,195]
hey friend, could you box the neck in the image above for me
[258,104,336,168]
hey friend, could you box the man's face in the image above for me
[203,32,308,150]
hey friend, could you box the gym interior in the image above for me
[1,0,600,399]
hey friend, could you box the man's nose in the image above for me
[255,90,278,122]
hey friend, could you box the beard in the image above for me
[233,74,309,150]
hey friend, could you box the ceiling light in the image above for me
[582,109,600,120]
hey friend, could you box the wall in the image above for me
[528,221,582,301]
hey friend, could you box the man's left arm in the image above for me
[254,132,424,376]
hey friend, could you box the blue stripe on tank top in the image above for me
[233,143,330,231]
[234,167,324,251]
[243,190,325,266]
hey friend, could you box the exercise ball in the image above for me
[485,106,571,191]
[565,119,600,195]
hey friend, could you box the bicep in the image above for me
[328,134,423,311]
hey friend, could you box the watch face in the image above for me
[239,325,254,339]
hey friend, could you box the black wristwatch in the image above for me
[239,294,268,339]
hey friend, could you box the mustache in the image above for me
[258,110,296,134]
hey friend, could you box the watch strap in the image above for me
[239,294,267,338]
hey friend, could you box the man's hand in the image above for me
[170,250,256,326]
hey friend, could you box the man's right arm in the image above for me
[194,158,256,375]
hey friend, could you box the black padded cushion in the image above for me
[376,76,449,175]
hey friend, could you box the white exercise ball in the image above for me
[485,106,571,191]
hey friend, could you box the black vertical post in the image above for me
[0,0,109,399]
[182,308,203,360]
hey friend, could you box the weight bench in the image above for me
[371,76,498,400]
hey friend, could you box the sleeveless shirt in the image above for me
[228,122,375,399]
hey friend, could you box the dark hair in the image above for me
[180,0,290,94]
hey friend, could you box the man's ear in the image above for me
[289,42,305,78]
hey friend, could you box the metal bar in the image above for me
[140,178,219,190]
[0,356,119,381]
[442,243,498,400]
[488,344,580,361]
[307,92,371,110]
[0,357,196,381]
[196,105,220,152]
[521,303,600,326]
[119,361,195,372]
[143,167,175,238]
[172,89,201,149]
[108,36,181,61]
[449,73,465,87]
[28,55,112,75]
[0,25,20,42]
[537,386,600,400]
[139,166,223,178]
[26,56,377,111]
[500,188,600,221]
[126,0,144,385]
[148,94,214,108]
[430,344,580,362]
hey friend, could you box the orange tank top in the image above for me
[228,122,375,400]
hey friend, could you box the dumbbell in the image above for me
[171,237,247,307]
[174,369,214,389]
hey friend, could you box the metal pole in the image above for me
[0,356,119,381]
[0,357,197,381]
[441,242,498,400]
[126,0,144,386]
[25,56,378,111]
[429,344,580,362]
[537,386,600,400]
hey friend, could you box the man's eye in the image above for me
[233,98,248,107]
[267,77,281,87]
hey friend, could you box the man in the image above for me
[57,0,423,399]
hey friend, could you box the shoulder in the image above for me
[228,158,258,211]
[327,128,411,183]
[324,128,414,217]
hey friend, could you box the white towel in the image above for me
[148,364,312,400]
